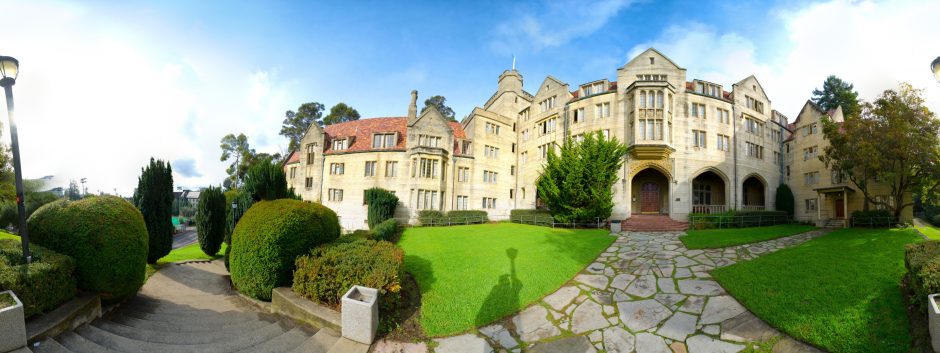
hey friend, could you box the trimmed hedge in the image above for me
[293,238,403,330]
[365,188,398,229]
[417,210,444,225]
[689,210,790,229]
[372,219,401,242]
[904,241,940,307]
[510,209,554,221]
[775,184,795,215]
[850,210,894,227]
[445,210,489,222]
[0,239,76,318]
[230,199,340,301]
[243,160,291,201]
[27,196,148,302]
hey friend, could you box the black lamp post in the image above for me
[0,56,30,264]
[933,56,940,83]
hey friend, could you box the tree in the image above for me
[196,186,226,256]
[775,184,795,215]
[220,133,254,189]
[243,159,291,202]
[365,187,398,229]
[821,82,940,219]
[812,75,861,118]
[66,180,82,200]
[133,158,175,263]
[536,131,628,222]
[422,95,457,122]
[281,102,324,151]
[323,103,361,126]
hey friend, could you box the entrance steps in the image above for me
[622,215,688,232]
[823,218,846,228]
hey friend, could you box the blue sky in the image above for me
[0,0,937,194]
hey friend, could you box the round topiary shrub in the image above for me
[229,199,340,301]
[27,195,148,303]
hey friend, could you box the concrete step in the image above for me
[74,323,295,353]
[291,328,340,353]
[31,338,71,353]
[56,331,115,353]
[327,337,371,353]
[236,327,312,353]
[91,318,291,345]
[105,313,273,333]
[114,306,261,326]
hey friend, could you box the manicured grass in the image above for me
[680,224,816,249]
[399,223,614,336]
[916,224,940,240]
[711,228,921,353]
[146,242,228,280]
[0,230,18,240]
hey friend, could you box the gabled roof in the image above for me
[571,81,617,99]
[320,117,466,155]
[734,75,770,102]
[283,150,300,165]
[622,48,684,70]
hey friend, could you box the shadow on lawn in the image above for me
[404,254,436,290]
[475,248,522,327]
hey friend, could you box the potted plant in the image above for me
[0,290,27,353]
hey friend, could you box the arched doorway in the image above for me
[691,171,727,214]
[632,168,669,215]
[742,175,766,211]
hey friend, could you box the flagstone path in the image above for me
[375,229,832,353]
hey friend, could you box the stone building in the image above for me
[283,48,909,230]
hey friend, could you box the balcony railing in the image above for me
[691,204,726,214]
[740,205,766,211]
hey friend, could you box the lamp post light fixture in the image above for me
[933,56,940,83]
[0,56,31,264]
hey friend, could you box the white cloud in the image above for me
[491,0,637,53]
[628,0,940,120]
[0,1,297,196]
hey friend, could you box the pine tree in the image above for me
[365,187,399,229]
[196,186,226,256]
[775,184,795,215]
[811,75,861,118]
[134,158,174,263]
[243,160,290,201]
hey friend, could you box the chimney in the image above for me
[408,90,418,123]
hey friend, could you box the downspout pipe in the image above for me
[732,105,738,210]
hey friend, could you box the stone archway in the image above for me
[691,170,727,214]
[631,168,670,215]
[742,174,766,211]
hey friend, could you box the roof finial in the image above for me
[512,54,516,71]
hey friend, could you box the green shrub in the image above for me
[224,189,254,243]
[243,160,290,202]
[133,158,174,263]
[445,210,488,222]
[293,238,403,330]
[27,196,148,302]
[372,219,401,242]
[418,210,444,225]
[347,229,373,241]
[905,241,940,275]
[689,210,790,229]
[510,209,555,223]
[932,214,940,227]
[0,239,76,318]
[775,184,795,215]
[851,210,894,227]
[365,188,398,229]
[916,256,940,305]
[196,186,227,256]
[230,199,340,301]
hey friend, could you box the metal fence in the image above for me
[405,216,490,227]
[688,214,793,230]
[849,216,899,228]
[510,215,607,229]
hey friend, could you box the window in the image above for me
[803,146,819,160]
[538,143,553,159]
[510,165,515,176]
[636,74,666,81]
[573,108,585,123]
[638,119,663,140]
[595,102,610,118]
[639,92,647,108]
[484,145,500,158]
[522,129,530,141]
[372,133,396,148]
[538,117,557,135]
[289,166,297,178]
[718,109,730,124]
[483,170,498,184]
[746,142,764,159]
[385,161,397,177]
[457,167,469,182]
[602,129,610,140]
[812,123,818,134]
[831,169,844,184]
[805,198,818,213]
[329,163,345,175]
[745,95,764,113]
[745,117,764,135]
[519,109,529,121]
[804,171,820,185]
[691,103,706,118]
[539,96,556,112]
[305,177,313,189]
[693,130,707,148]
[417,158,439,179]
[306,144,317,164]
[456,195,468,210]
[331,139,348,151]
[786,166,791,178]
[509,189,514,199]
[415,189,439,210]
[418,135,441,148]
[693,183,712,205]
[482,197,496,209]
[485,122,501,135]
[521,151,528,164]
[773,151,781,165]
[364,161,376,177]
[328,188,343,202]
[511,143,516,153]
[717,134,730,151]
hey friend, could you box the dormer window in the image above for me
[372,132,396,149]
[332,138,348,151]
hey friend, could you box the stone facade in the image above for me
[284,48,907,230]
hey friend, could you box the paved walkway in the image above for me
[377,229,831,353]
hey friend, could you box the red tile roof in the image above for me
[283,150,300,165]
[321,117,467,155]
[784,123,796,142]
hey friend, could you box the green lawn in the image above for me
[680,224,816,249]
[0,230,17,240]
[398,223,614,336]
[916,224,940,240]
[711,228,921,353]
[158,242,226,265]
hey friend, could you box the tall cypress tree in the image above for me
[134,158,174,263]
[196,186,226,256]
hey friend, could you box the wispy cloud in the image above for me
[490,0,637,53]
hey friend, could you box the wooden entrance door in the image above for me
[835,198,845,218]
[641,183,660,213]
